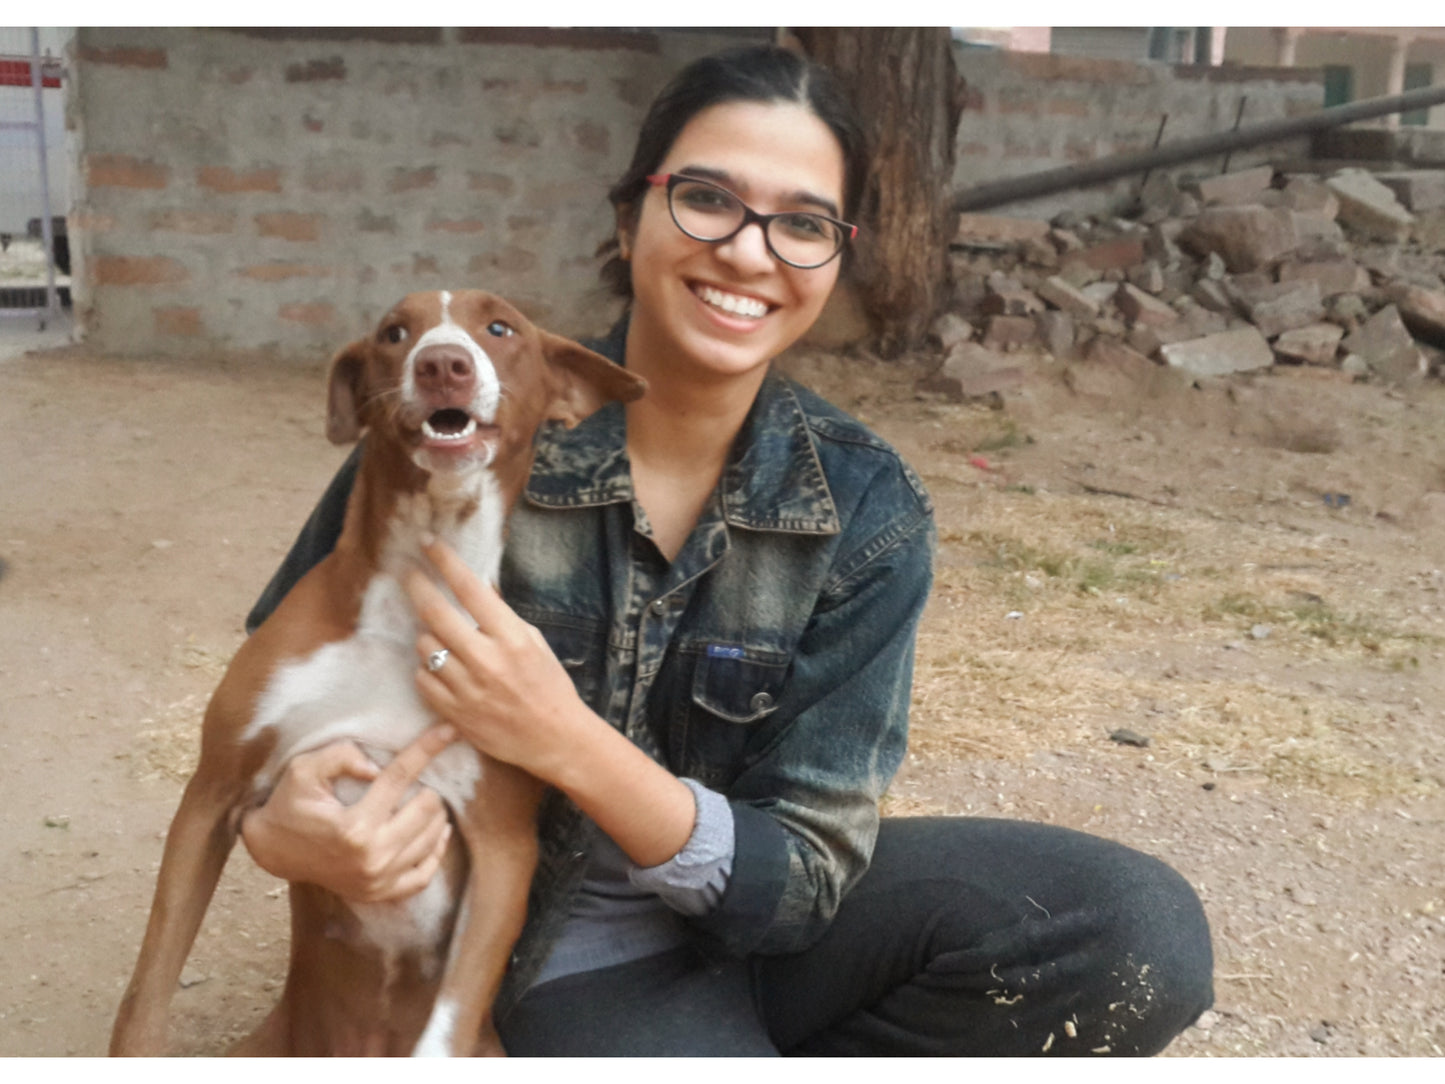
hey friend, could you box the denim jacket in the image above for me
[246,328,935,1013]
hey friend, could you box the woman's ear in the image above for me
[614,203,635,261]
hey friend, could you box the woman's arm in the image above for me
[405,540,698,869]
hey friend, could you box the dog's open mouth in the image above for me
[421,408,478,444]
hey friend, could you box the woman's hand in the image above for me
[405,539,590,785]
[239,725,455,903]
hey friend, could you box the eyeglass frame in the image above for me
[644,172,858,270]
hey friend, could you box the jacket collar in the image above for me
[524,335,839,535]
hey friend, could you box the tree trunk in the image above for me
[796,28,966,358]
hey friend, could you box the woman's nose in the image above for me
[713,221,775,273]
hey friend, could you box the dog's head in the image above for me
[325,290,645,481]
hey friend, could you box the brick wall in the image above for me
[66,27,747,357]
[951,47,1323,220]
[66,30,1325,358]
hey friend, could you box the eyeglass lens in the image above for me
[669,179,844,268]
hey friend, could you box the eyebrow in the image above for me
[672,164,843,219]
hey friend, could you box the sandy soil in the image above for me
[1,336,1442,1057]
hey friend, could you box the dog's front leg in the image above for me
[413,756,544,1057]
[110,768,248,1055]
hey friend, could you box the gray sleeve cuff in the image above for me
[627,778,735,916]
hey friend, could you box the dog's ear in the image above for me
[539,330,647,429]
[326,341,368,445]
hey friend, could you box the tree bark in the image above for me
[796,27,966,358]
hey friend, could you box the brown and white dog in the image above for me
[110,290,646,1056]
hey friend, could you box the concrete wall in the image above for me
[66,27,751,358]
[950,47,1322,220]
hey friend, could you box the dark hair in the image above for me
[598,44,867,299]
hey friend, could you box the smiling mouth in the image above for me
[693,283,771,319]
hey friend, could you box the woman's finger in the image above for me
[422,538,513,634]
[355,724,455,818]
[404,566,483,646]
[291,738,380,788]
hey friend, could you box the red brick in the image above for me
[1074,237,1146,272]
[996,88,1039,116]
[279,302,335,325]
[199,166,282,194]
[79,45,167,69]
[149,209,235,234]
[469,172,515,196]
[957,141,991,158]
[1047,98,1091,118]
[69,211,116,234]
[524,179,602,211]
[256,212,323,242]
[154,307,202,336]
[413,255,441,275]
[468,247,538,274]
[542,79,586,95]
[88,154,168,189]
[428,217,487,234]
[236,263,333,281]
[389,167,438,194]
[285,57,345,83]
[94,256,189,286]
[573,120,610,154]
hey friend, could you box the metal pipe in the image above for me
[954,81,1445,213]
[29,28,58,325]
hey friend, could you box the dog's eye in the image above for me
[383,324,408,344]
[486,321,515,338]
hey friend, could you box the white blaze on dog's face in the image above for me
[326,290,647,498]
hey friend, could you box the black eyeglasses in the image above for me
[645,173,857,270]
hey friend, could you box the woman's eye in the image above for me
[383,324,408,344]
[777,213,830,241]
[487,321,515,338]
[677,185,735,214]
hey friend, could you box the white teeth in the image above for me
[421,416,477,443]
[696,284,768,318]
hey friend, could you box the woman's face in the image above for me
[620,99,848,385]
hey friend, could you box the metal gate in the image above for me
[0,28,66,330]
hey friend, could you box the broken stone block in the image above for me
[1281,176,1340,218]
[982,314,1038,350]
[1192,165,1274,206]
[1081,281,1121,308]
[1115,283,1180,328]
[1327,294,1370,333]
[1159,326,1274,377]
[1179,205,1297,272]
[1049,227,1085,253]
[1202,251,1227,281]
[1037,275,1100,319]
[1067,337,1169,400]
[1340,353,1370,377]
[917,342,1025,402]
[1273,323,1344,365]
[1326,169,1415,242]
[1277,258,1369,298]
[955,213,1052,247]
[931,312,975,352]
[1289,211,1347,250]
[1127,324,1164,356]
[1021,236,1058,268]
[1342,304,1428,383]
[1192,279,1233,313]
[1375,170,1445,213]
[1144,224,1183,264]
[1232,279,1325,338]
[1127,259,1166,294]
[1072,236,1147,273]
[981,278,1044,317]
[1035,310,1075,359]
[1385,282,1445,347]
[1137,172,1182,223]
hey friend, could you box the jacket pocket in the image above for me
[681,645,790,785]
[528,613,608,713]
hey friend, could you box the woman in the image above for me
[241,44,1213,1055]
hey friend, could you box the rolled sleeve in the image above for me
[628,778,735,916]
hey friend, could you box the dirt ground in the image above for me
[1,331,1442,1057]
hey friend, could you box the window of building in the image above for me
[1403,62,1433,126]
[1323,65,1354,108]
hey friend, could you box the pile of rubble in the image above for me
[923,162,1445,401]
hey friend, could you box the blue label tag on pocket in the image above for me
[707,644,745,659]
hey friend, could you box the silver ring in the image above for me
[426,648,450,673]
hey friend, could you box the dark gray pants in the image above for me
[497,817,1214,1056]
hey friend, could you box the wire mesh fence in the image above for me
[0,27,69,328]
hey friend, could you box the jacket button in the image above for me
[650,598,667,615]
[749,691,774,713]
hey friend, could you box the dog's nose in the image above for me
[413,345,477,398]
